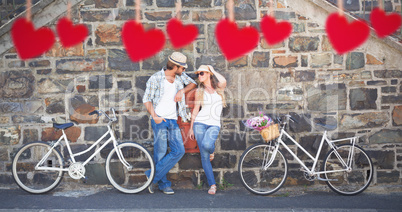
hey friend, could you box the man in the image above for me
[143,52,197,194]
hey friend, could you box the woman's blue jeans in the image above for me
[147,119,185,190]
[193,122,220,186]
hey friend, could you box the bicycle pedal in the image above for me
[81,177,87,183]
[317,176,338,182]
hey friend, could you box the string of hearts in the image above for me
[11,0,402,62]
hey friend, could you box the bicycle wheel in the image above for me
[323,144,373,195]
[238,143,288,195]
[12,141,64,194]
[105,142,155,194]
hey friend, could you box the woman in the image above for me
[189,65,227,195]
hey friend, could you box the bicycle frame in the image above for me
[35,123,132,173]
[268,127,358,177]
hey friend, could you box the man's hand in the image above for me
[153,116,166,124]
[174,89,184,102]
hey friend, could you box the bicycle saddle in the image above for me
[315,122,337,131]
[53,123,74,130]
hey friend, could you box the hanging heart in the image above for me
[122,20,166,62]
[370,8,402,39]
[56,17,88,48]
[167,18,198,49]
[325,13,370,54]
[261,15,292,45]
[215,19,259,60]
[11,18,55,60]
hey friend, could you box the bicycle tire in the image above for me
[238,143,288,195]
[105,142,155,194]
[12,141,64,194]
[323,144,373,195]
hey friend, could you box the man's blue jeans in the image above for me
[193,122,220,186]
[147,119,185,190]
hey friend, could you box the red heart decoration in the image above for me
[261,15,292,45]
[215,19,259,60]
[167,18,198,49]
[122,20,166,62]
[325,13,370,54]
[11,18,55,60]
[57,17,89,48]
[370,8,402,39]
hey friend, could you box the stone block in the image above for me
[381,87,397,93]
[192,10,222,21]
[0,102,23,113]
[301,55,308,67]
[81,10,112,22]
[289,37,319,52]
[122,115,150,141]
[363,1,393,12]
[369,129,402,144]
[101,92,135,108]
[95,0,118,8]
[145,11,172,21]
[85,163,109,185]
[223,171,241,187]
[155,0,175,7]
[321,36,332,51]
[56,58,105,74]
[346,52,365,70]
[28,60,50,68]
[168,171,198,189]
[266,103,297,110]
[392,106,402,126]
[118,81,132,90]
[277,85,303,101]
[313,116,337,131]
[292,23,305,33]
[374,70,402,78]
[45,97,65,114]
[0,117,10,124]
[0,70,35,98]
[260,38,285,49]
[42,126,81,143]
[232,0,257,20]
[108,49,140,72]
[377,171,400,184]
[367,80,387,86]
[272,56,298,68]
[247,103,264,112]
[327,0,360,11]
[89,75,113,90]
[8,61,25,68]
[0,126,20,146]
[23,129,38,144]
[37,78,74,94]
[228,56,248,68]
[350,88,377,110]
[85,126,109,141]
[115,9,139,21]
[95,24,122,46]
[295,70,315,82]
[340,112,389,130]
[207,24,220,54]
[334,54,343,65]
[70,100,98,124]
[306,83,347,111]
[220,132,247,150]
[195,55,226,72]
[182,0,212,7]
[222,104,245,119]
[179,153,202,169]
[252,51,270,67]
[366,150,395,169]
[12,115,47,124]
[0,148,8,161]
[46,42,84,57]
[37,69,52,75]
[366,54,383,65]
[382,95,402,104]
[288,112,312,133]
[274,11,295,20]
[311,53,331,68]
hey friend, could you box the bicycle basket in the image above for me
[260,124,279,142]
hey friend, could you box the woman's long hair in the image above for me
[196,68,227,108]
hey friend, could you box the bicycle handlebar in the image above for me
[89,108,118,122]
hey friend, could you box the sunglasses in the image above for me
[197,72,208,77]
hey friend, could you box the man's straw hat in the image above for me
[168,52,188,68]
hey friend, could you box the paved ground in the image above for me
[1,186,402,212]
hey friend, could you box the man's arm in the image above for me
[144,101,166,124]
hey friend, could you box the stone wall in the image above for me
[0,0,401,190]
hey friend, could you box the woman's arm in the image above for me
[208,65,227,89]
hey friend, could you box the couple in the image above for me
[143,52,227,195]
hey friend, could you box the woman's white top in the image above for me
[155,79,177,120]
[194,90,223,127]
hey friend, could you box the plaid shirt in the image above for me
[143,69,197,122]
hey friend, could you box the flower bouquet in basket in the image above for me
[244,112,280,142]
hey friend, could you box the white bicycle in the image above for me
[12,108,155,194]
[239,114,373,196]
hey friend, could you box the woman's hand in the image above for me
[189,128,195,140]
